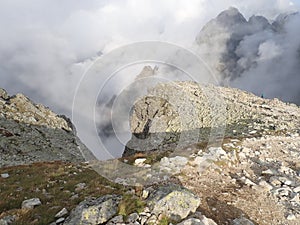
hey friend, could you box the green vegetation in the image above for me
[0,161,124,225]
[158,215,175,225]
[118,193,145,218]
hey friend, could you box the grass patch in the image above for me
[158,215,176,225]
[118,193,145,218]
[0,161,124,225]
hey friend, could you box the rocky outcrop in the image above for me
[0,88,92,167]
[65,186,204,225]
[124,81,300,156]
[21,198,41,209]
[0,88,71,130]
[147,184,201,221]
[64,195,121,225]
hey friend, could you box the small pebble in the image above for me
[286,214,296,221]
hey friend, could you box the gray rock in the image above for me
[147,185,200,221]
[1,173,9,178]
[269,176,282,187]
[64,195,120,225]
[286,214,296,220]
[240,177,256,186]
[139,215,148,225]
[198,215,218,225]
[134,158,147,167]
[0,88,8,100]
[75,183,86,192]
[258,180,273,192]
[0,215,15,225]
[21,198,41,209]
[0,220,8,225]
[178,218,202,225]
[273,187,292,197]
[262,169,275,175]
[126,213,139,223]
[55,217,65,224]
[232,217,254,225]
[70,194,79,200]
[55,207,68,218]
[145,214,157,225]
[142,189,150,199]
[159,156,188,174]
[293,186,300,193]
[278,177,293,186]
[107,215,124,224]
[290,194,300,204]
[177,217,217,225]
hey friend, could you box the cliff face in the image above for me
[195,7,274,81]
[0,88,90,167]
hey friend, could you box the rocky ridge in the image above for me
[118,80,300,224]
[125,81,299,156]
[1,83,300,225]
[0,88,91,167]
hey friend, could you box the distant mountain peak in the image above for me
[216,7,247,27]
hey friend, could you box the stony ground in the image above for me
[178,132,300,225]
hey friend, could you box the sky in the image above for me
[0,0,299,159]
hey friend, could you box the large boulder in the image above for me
[21,198,41,209]
[64,195,121,225]
[147,184,201,221]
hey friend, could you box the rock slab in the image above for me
[64,195,120,225]
[147,184,200,221]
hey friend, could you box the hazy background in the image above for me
[1,0,300,159]
[1,0,299,114]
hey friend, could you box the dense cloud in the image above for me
[0,0,299,114]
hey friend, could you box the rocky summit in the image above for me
[125,81,299,157]
[0,88,91,167]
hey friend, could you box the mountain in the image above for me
[0,88,94,167]
[195,7,274,81]
[120,80,300,224]
[1,82,300,224]
[195,7,300,105]
[1,7,300,225]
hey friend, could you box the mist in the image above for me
[195,6,300,104]
[1,0,299,112]
[1,0,300,159]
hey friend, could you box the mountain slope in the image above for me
[0,88,93,167]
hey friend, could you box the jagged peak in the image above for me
[135,65,158,80]
[216,7,247,26]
